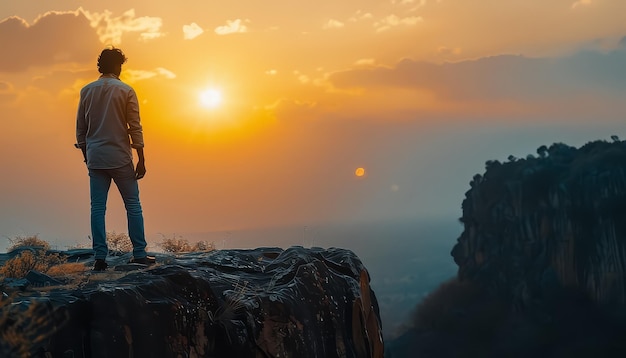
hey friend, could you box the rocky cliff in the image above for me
[452,139,626,308]
[386,139,626,358]
[0,247,384,357]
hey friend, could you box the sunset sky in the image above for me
[1,0,626,250]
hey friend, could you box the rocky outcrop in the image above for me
[0,247,384,357]
[452,139,626,308]
[385,139,626,358]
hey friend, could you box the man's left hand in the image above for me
[135,161,146,180]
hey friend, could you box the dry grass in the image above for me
[0,250,66,279]
[46,262,88,277]
[0,296,59,356]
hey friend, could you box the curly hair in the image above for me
[97,47,127,74]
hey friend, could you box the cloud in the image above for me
[328,49,626,103]
[323,19,345,30]
[571,0,592,9]
[293,70,311,84]
[82,8,164,44]
[375,14,423,32]
[265,69,278,75]
[123,67,177,82]
[355,58,377,66]
[436,46,462,57]
[349,10,374,22]
[0,81,17,104]
[391,0,420,4]
[183,22,204,40]
[392,0,427,10]
[0,10,100,72]
[214,19,249,35]
[153,67,177,79]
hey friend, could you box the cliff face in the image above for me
[1,247,384,358]
[452,139,626,308]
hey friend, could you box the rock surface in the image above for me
[0,247,384,357]
[452,139,626,308]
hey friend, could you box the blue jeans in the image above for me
[89,162,147,260]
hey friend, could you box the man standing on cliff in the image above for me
[76,47,155,271]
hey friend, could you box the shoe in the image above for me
[128,256,156,265]
[93,259,108,271]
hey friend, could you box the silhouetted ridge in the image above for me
[386,138,626,357]
[453,138,626,306]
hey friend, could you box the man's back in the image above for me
[76,74,143,169]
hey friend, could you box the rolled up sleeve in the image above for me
[75,94,87,149]
[126,89,144,149]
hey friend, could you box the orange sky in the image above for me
[1,1,626,248]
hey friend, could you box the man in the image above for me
[76,47,155,271]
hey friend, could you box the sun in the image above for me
[199,88,223,109]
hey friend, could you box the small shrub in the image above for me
[160,236,191,253]
[7,235,50,252]
[159,236,215,253]
[191,240,215,252]
[0,250,66,279]
[106,231,133,254]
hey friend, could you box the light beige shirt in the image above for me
[76,74,144,169]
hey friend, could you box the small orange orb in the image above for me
[355,167,366,177]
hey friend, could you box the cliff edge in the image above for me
[0,247,384,357]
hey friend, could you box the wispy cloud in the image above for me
[214,19,249,35]
[293,70,311,84]
[0,81,16,104]
[124,67,176,82]
[323,19,345,30]
[391,0,427,10]
[375,14,423,32]
[437,46,462,57]
[0,81,12,92]
[349,10,374,23]
[354,58,376,66]
[82,8,164,44]
[571,0,592,9]
[183,22,204,40]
